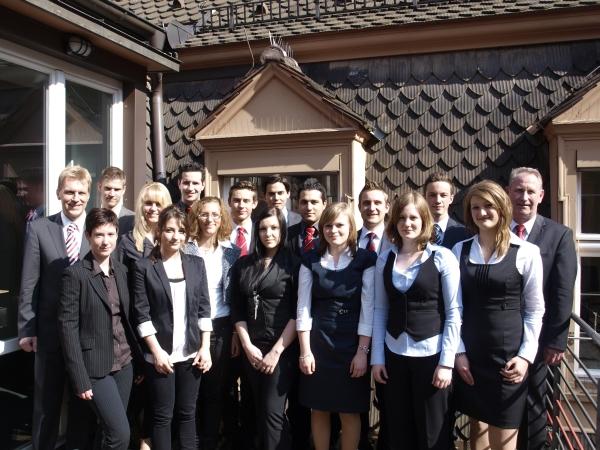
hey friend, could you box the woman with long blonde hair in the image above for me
[452,180,544,450]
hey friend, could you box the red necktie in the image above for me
[236,227,248,257]
[515,224,526,239]
[303,226,317,253]
[366,232,377,253]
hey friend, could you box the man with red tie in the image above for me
[286,180,327,257]
[508,167,577,450]
[228,180,258,256]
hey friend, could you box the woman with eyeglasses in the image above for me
[183,197,240,450]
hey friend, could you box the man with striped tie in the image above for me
[18,165,91,450]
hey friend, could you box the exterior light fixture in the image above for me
[66,35,93,58]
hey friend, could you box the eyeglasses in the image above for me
[198,213,221,221]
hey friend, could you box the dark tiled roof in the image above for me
[111,0,600,48]
[160,40,600,196]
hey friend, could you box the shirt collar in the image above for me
[435,215,450,232]
[361,222,385,239]
[389,242,433,266]
[111,203,122,217]
[92,258,112,276]
[323,246,352,263]
[61,211,86,231]
[510,215,537,235]
[234,219,252,235]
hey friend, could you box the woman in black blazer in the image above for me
[134,205,212,450]
[231,207,301,450]
[59,208,141,450]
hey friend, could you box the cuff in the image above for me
[457,339,466,354]
[517,344,538,364]
[199,318,213,332]
[357,323,372,337]
[137,321,156,338]
[296,317,312,331]
[438,351,455,369]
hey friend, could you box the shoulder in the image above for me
[222,241,241,259]
[287,222,302,236]
[183,252,205,267]
[30,213,60,232]
[355,248,377,267]
[301,249,320,267]
[512,235,541,257]
[120,207,134,217]
[539,215,572,237]
[451,236,475,254]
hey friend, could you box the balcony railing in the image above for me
[194,0,420,32]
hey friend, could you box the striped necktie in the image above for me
[514,224,526,239]
[303,226,317,253]
[433,224,443,245]
[236,227,248,257]
[65,223,79,265]
[366,232,377,253]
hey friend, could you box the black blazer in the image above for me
[134,252,211,355]
[19,212,90,351]
[441,217,472,249]
[526,215,577,351]
[58,252,140,394]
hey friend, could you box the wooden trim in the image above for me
[179,7,600,69]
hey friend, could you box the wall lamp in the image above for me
[66,35,93,58]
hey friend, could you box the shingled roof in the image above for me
[161,40,600,194]
[111,0,600,48]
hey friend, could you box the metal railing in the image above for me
[194,0,420,32]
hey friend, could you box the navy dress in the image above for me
[299,248,376,413]
[455,240,527,428]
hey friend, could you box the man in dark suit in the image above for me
[286,180,327,257]
[98,166,134,236]
[508,167,577,450]
[263,175,302,228]
[18,165,92,450]
[424,172,471,249]
[229,180,258,256]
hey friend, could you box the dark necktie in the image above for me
[236,227,248,257]
[433,224,443,245]
[303,226,317,253]
[366,232,377,253]
[514,224,526,239]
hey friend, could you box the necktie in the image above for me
[65,223,79,265]
[433,224,443,245]
[303,226,317,253]
[515,224,526,239]
[366,232,377,253]
[236,227,248,257]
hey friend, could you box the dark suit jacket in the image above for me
[286,221,319,257]
[133,252,211,355]
[117,207,135,237]
[526,215,577,351]
[58,252,140,394]
[19,212,90,351]
[441,217,472,249]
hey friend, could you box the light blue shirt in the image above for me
[371,243,463,368]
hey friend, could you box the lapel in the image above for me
[153,258,174,304]
[181,253,197,312]
[526,215,544,245]
[82,253,111,311]
[112,256,129,316]
[79,229,90,256]
[48,213,67,258]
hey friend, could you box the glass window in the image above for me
[580,170,600,234]
[580,257,600,370]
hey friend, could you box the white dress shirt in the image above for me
[358,223,385,253]
[371,244,463,368]
[452,235,545,363]
[296,247,376,337]
[60,211,86,254]
[510,216,537,240]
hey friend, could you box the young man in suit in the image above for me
[286,180,327,257]
[508,167,577,450]
[228,180,258,256]
[98,166,134,236]
[176,161,205,213]
[18,165,92,450]
[424,172,471,249]
[263,175,301,227]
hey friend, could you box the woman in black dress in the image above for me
[297,202,376,450]
[452,180,544,450]
[231,207,301,450]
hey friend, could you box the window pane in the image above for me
[581,171,600,234]
[65,81,111,208]
[580,257,600,370]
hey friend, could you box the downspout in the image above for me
[151,73,167,183]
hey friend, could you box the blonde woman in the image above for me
[296,203,376,450]
[452,180,544,450]
[371,191,462,450]
[183,197,240,450]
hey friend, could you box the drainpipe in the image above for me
[151,73,167,183]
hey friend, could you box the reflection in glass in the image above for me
[580,257,600,370]
[580,171,600,234]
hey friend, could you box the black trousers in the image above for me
[287,373,311,450]
[383,349,452,450]
[197,316,232,450]
[243,346,295,450]
[146,360,201,450]
[87,364,133,450]
[375,381,389,450]
[517,351,549,450]
[224,354,256,450]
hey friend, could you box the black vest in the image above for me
[384,250,445,341]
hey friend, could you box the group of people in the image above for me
[16,161,577,450]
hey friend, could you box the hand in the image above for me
[134,374,145,385]
[19,337,37,352]
[372,364,388,384]
[243,343,263,369]
[78,389,93,401]
[152,348,174,375]
[231,333,241,358]
[259,349,281,375]
[501,356,529,384]
[455,353,474,386]
[193,347,212,373]
[350,351,367,378]
[432,365,452,389]
[299,353,315,375]
[544,347,564,366]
